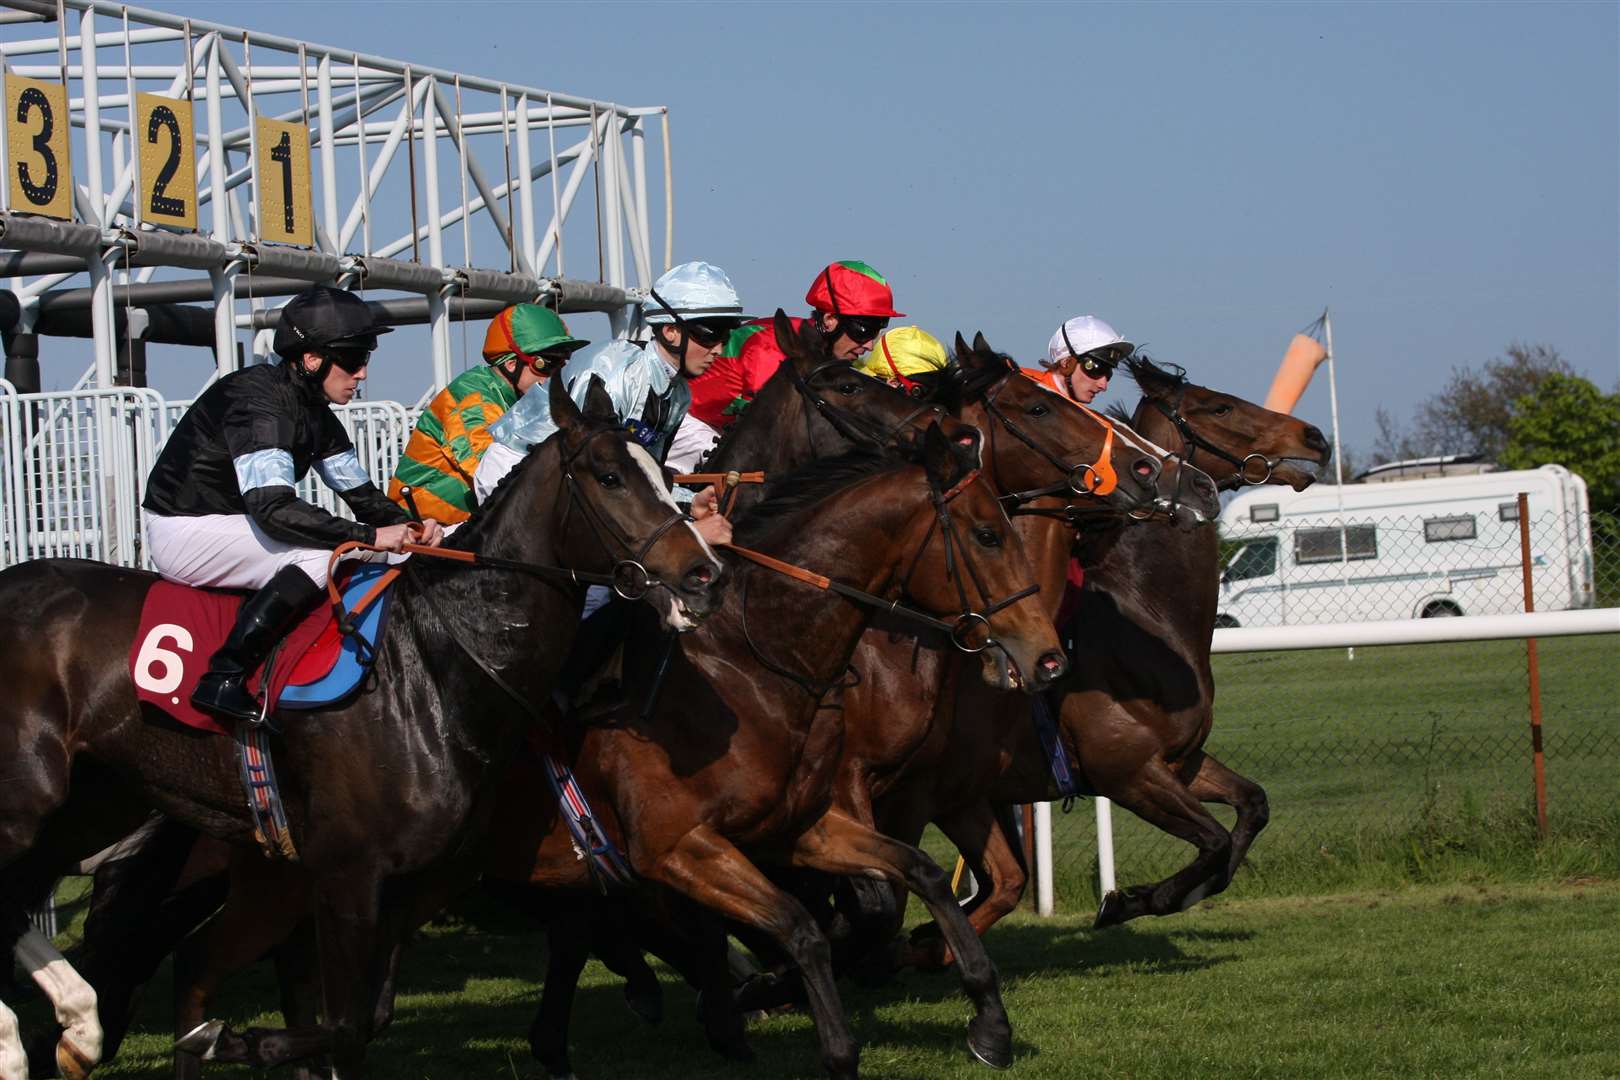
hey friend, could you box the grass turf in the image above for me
[21,880,1617,1079]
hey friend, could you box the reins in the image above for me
[789,358,946,459]
[1145,389,1276,486]
[720,466,1040,696]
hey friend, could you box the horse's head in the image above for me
[945,333,1220,527]
[892,422,1067,693]
[1124,356,1331,492]
[550,374,724,630]
[772,309,983,463]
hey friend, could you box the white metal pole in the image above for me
[420,80,450,389]
[1095,797,1117,895]
[316,53,339,246]
[660,108,672,272]
[516,93,536,272]
[1034,801,1054,916]
[630,118,651,288]
[205,35,235,378]
[1323,308,1353,659]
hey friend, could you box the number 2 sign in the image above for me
[136,92,197,231]
[5,74,74,221]
[254,116,313,247]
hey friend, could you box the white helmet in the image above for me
[1047,315,1133,368]
[642,261,746,325]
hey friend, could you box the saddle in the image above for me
[130,564,396,735]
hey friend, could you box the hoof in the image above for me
[56,1037,98,1080]
[174,1019,225,1059]
[966,1016,1013,1071]
[1094,890,1126,929]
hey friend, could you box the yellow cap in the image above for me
[855,326,949,383]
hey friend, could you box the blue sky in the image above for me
[144,1,1620,455]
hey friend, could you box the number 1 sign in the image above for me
[5,75,74,221]
[136,93,197,231]
[254,116,313,247]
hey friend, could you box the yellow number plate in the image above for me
[136,93,197,231]
[6,75,73,221]
[255,116,312,247]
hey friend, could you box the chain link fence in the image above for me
[1217,501,1601,626]
[1046,511,1619,907]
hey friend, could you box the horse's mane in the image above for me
[451,418,620,548]
[932,346,1016,411]
[1103,401,1134,423]
[731,450,896,548]
[1122,353,1188,396]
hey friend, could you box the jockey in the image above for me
[686,259,903,429]
[388,304,589,524]
[1027,314,1133,405]
[143,285,446,722]
[474,260,745,548]
[853,326,950,398]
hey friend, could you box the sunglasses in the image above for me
[325,347,373,374]
[683,319,740,348]
[837,316,889,344]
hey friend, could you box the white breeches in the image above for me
[147,513,401,590]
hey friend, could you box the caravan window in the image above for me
[1225,537,1278,581]
[1294,525,1377,564]
[1424,515,1477,542]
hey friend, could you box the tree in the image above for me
[1376,342,1575,462]
[1500,373,1620,512]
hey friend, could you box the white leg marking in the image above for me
[1179,879,1215,911]
[16,927,103,1065]
[0,996,27,1080]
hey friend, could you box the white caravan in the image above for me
[1217,465,1594,627]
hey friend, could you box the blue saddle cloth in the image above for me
[277,564,395,710]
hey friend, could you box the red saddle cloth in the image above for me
[129,576,347,735]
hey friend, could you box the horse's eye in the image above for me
[1027,403,1049,418]
[973,526,1001,548]
[837,381,861,396]
[1213,404,1233,417]
[598,472,621,489]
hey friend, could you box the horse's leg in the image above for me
[1091,756,1234,929]
[689,906,752,1062]
[172,858,313,1080]
[0,995,24,1080]
[273,921,328,1080]
[1183,751,1270,889]
[588,903,663,1025]
[527,904,592,1080]
[175,872,378,1074]
[648,826,859,1080]
[903,801,1027,972]
[788,810,1013,1070]
[12,927,103,1079]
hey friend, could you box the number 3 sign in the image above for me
[255,116,313,247]
[5,75,74,221]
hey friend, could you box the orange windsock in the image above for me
[1262,333,1328,414]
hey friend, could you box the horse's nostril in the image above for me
[688,564,714,588]
[1133,460,1154,479]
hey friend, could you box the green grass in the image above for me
[1046,633,1620,900]
[25,880,1618,1079]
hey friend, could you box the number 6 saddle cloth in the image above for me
[129,564,395,736]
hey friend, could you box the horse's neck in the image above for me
[1087,522,1219,656]
[703,367,810,475]
[1013,514,1076,622]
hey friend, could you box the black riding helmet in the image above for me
[273,285,393,378]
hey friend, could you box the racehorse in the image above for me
[0,374,722,1079]
[34,326,1208,1079]
[864,354,1331,967]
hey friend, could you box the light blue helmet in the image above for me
[642,261,746,325]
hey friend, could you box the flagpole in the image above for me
[1323,308,1354,660]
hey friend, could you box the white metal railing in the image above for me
[0,383,415,571]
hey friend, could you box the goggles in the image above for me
[837,315,889,344]
[324,346,374,374]
[648,289,741,349]
[1054,322,1129,380]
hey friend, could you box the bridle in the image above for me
[729,467,1040,696]
[1144,383,1276,488]
[965,370,1147,520]
[787,357,946,459]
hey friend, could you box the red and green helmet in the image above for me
[805,260,904,318]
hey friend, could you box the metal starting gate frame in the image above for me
[0,0,674,570]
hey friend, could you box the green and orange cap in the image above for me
[481,304,590,365]
[805,260,904,318]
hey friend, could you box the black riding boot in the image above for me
[191,566,326,723]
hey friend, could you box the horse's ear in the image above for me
[953,332,972,364]
[972,331,992,355]
[549,367,585,434]
[773,308,797,357]
[921,421,969,491]
[580,374,618,426]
